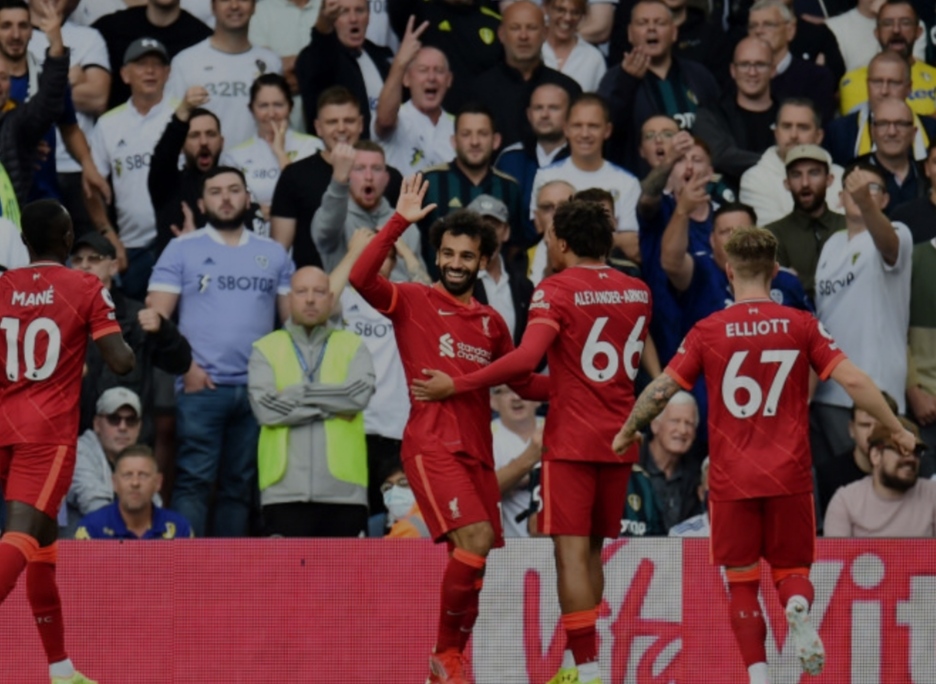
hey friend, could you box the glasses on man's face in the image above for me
[878,18,917,29]
[734,61,772,72]
[380,477,410,494]
[104,413,141,428]
[867,182,885,194]
[72,254,109,266]
[870,119,914,131]
[747,20,784,31]
[868,78,907,90]
[642,130,678,142]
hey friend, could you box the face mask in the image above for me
[383,485,415,521]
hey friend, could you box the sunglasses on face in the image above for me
[103,414,141,428]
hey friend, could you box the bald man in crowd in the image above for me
[248,266,375,537]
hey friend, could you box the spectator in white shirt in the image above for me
[166,0,282,148]
[541,0,606,92]
[490,384,543,538]
[372,20,454,175]
[222,73,322,222]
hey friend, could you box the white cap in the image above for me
[96,387,142,416]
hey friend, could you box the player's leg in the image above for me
[712,498,770,684]
[765,493,823,676]
[406,452,498,684]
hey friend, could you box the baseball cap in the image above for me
[123,37,169,66]
[72,231,116,259]
[868,417,927,455]
[96,387,142,416]
[466,194,509,223]
[784,144,831,169]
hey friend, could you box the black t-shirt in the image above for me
[736,106,776,157]
[890,196,936,244]
[94,7,212,110]
[270,152,403,269]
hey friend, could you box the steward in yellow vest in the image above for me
[247,267,376,536]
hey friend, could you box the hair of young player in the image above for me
[428,209,498,259]
[21,199,72,260]
[723,226,778,280]
[552,199,614,260]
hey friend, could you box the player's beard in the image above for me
[440,264,480,296]
[205,205,250,231]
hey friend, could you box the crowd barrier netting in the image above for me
[1,538,934,683]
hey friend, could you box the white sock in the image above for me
[577,661,600,682]
[748,662,770,684]
[787,595,809,613]
[50,658,75,678]
[561,649,576,669]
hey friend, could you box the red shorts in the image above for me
[709,492,816,568]
[404,451,504,547]
[0,443,76,519]
[539,460,632,538]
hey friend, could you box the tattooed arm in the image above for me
[612,372,683,454]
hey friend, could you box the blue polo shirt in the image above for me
[148,226,294,385]
[75,501,193,540]
[639,195,714,365]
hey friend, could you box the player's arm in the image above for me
[349,173,437,311]
[612,372,682,454]
[641,334,662,377]
[411,322,557,400]
[660,168,709,292]
[94,332,134,375]
[830,358,915,451]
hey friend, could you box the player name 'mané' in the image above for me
[725,318,791,338]
[11,287,54,307]
[574,289,649,306]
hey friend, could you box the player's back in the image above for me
[533,266,651,463]
[387,282,513,466]
[0,264,119,445]
[667,300,844,501]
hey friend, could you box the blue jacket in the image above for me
[75,501,194,540]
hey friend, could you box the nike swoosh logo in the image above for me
[438,309,456,316]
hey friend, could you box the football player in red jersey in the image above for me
[613,227,914,684]
[413,200,652,684]
[0,201,134,684]
[350,175,547,684]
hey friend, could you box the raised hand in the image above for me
[675,168,711,215]
[622,46,650,79]
[395,16,430,69]
[317,0,343,32]
[348,227,376,255]
[411,368,455,401]
[331,142,356,183]
[395,173,438,224]
[177,86,210,119]
[844,168,880,208]
[170,201,196,237]
[271,119,288,155]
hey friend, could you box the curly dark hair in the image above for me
[552,200,614,260]
[429,209,498,259]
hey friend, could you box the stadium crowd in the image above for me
[1,0,935,541]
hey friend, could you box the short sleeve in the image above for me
[276,249,295,295]
[806,317,846,380]
[616,175,640,233]
[148,239,185,294]
[89,121,109,177]
[85,277,121,340]
[82,28,111,71]
[527,280,564,331]
[665,326,704,390]
[883,221,914,274]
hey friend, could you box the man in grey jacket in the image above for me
[311,139,423,280]
[63,387,150,534]
[248,266,376,537]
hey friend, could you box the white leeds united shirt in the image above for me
[223,130,324,205]
[90,97,175,248]
[340,287,409,440]
[492,418,542,538]
[814,222,913,412]
[530,158,640,233]
[166,39,282,148]
[372,100,454,173]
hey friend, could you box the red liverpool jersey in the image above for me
[386,281,514,466]
[529,265,652,464]
[666,299,845,501]
[0,263,120,445]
